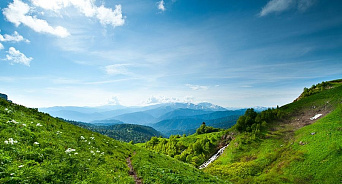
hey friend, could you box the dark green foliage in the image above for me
[66,119,164,143]
[235,108,275,135]
[142,129,224,167]
[196,122,220,134]
[299,81,332,99]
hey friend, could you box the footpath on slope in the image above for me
[127,153,143,184]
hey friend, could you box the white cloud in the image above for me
[6,47,33,66]
[158,0,166,11]
[144,95,195,105]
[186,84,209,90]
[145,96,179,104]
[108,96,121,105]
[259,0,294,17]
[259,0,316,17]
[0,43,4,50]
[0,31,30,43]
[31,0,125,27]
[104,64,129,75]
[96,5,124,27]
[3,0,70,38]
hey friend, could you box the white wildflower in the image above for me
[18,165,24,168]
[36,123,43,127]
[22,124,26,126]
[65,148,76,153]
[74,152,78,155]
[56,131,62,134]
[90,137,95,140]
[80,136,85,140]
[88,142,91,144]
[10,173,14,176]
[7,120,19,124]
[33,142,39,145]
[101,152,104,155]
[96,150,100,153]
[5,138,18,144]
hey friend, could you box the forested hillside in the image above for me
[67,119,164,143]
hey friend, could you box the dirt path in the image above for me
[126,154,142,184]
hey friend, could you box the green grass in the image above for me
[282,105,342,183]
[0,99,134,183]
[139,131,226,167]
[0,98,229,183]
[204,80,342,183]
[132,149,228,184]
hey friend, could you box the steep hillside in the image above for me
[203,80,342,183]
[0,98,226,183]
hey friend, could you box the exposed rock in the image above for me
[0,93,8,101]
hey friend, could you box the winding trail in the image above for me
[126,154,143,184]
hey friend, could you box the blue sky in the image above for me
[0,0,342,108]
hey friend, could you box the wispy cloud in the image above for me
[259,0,316,17]
[186,84,209,91]
[157,0,166,12]
[3,0,70,37]
[0,31,30,43]
[104,64,130,75]
[0,43,4,50]
[259,0,294,17]
[6,47,33,66]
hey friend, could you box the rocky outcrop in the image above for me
[0,93,8,101]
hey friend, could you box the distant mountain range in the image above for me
[40,102,265,136]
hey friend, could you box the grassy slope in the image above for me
[204,81,342,183]
[137,130,228,167]
[0,99,226,183]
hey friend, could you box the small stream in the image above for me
[199,144,229,169]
